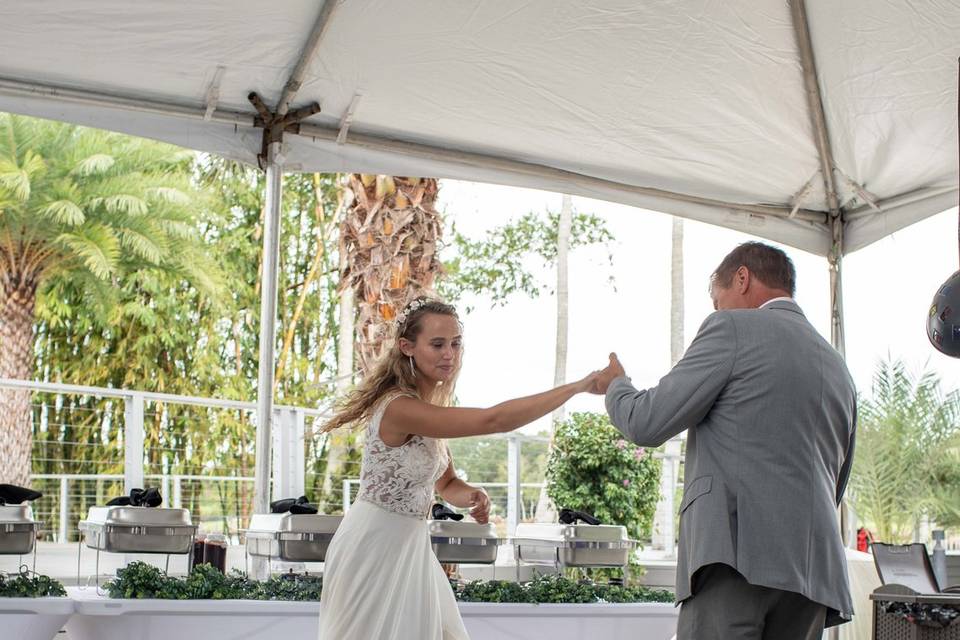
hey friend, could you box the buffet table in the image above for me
[59,588,677,640]
[0,596,74,640]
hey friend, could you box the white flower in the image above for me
[394,299,426,329]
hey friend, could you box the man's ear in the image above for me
[736,266,750,294]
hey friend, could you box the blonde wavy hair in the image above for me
[321,297,461,433]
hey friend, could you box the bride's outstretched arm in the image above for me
[382,370,600,440]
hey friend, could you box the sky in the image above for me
[435,179,960,435]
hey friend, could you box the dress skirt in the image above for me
[318,499,470,639]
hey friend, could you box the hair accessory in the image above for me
[394,298,426,329]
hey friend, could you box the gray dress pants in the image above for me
[676,563,827,640]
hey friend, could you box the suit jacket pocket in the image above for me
[680,475,713,514]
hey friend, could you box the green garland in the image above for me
[105,562,323,600]
[0,569,67,597]
[107,562,673,604]
[454,574,674,604]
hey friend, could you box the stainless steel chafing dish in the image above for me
[243,513,342,562]
[512,522,637,568]
[0,505,40,556]
[78,506,197,554]
[428,520,503,564]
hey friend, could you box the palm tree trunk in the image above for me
[0,280,37,486]
[342,175,443,370]
[670,217,684,366]
[535,194,573,523]
[654,216,685,555]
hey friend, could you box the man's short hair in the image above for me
[711,242,796,297]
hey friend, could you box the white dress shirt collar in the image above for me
[759,296,795,309]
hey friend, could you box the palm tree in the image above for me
[0,114,218,486]
[849,360,960,543]
[339,175,444,370]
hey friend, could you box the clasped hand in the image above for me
[579,352,626,395]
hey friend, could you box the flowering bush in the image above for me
[546,412,662,542]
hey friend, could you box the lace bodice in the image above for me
[356,392,449,519]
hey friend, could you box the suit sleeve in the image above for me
[835,400,857,506]
[605,312,737,447]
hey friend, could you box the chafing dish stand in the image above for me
[0,505,41,572]
[77,505,197,592]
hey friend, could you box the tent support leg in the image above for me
[251,140,283,578]
[828,217,845,358]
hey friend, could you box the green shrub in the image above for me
[0,570,66,597]
[546,412,662,541]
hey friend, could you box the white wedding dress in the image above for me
[318,392,471,640]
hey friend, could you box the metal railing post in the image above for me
[172,475,182,509]
[342,479,351,514]
[58,476,69,543]
[507,436,522,536]
[123,393,145,493]
[272,408,306,501]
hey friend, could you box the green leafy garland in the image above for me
[454,574,673,604]
[0,569,67,597]
[105,562,322,601]
[107,562,672,604]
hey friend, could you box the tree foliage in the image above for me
[849,359,960,543]
[438,209,614,311]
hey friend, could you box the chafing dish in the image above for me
[244,513,342,562]
[428,520,502,564]
[78,506,196,554]
[512,522,637,568]
[0,505,40,555]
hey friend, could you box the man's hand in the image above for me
[591,352,626,394]
[467,488,491,524]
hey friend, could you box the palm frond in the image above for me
[73,153,116,177]
[55,224,120,279]
[37,200,86,226]
[117,223,168,264]
[145,186,191,206]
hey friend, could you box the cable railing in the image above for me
[10,378,559,542]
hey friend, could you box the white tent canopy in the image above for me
[1,1,958,534]
[1,1,957,256]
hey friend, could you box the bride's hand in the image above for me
[468,488,491,524]
[577,370,602,394]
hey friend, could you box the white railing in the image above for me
[11,378,556,541]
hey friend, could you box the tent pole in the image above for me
[828,213,846,357]
[253,140,284,528]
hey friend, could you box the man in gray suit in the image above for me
[593,242,856,640]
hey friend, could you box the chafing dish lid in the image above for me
[513,522,632,543]
[0,505,36,524]
[246,513,342,534]
[80,505,193,527]
[428,520,500,540]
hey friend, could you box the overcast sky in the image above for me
[436,179,960,435]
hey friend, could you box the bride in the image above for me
[317,296,598,639]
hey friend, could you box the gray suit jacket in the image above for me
[606,300,856,627]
